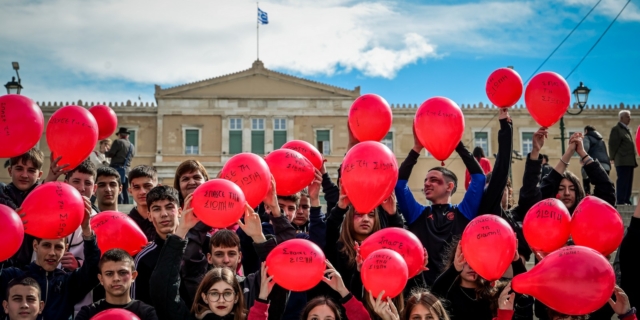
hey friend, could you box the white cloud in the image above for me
[563,0,640,22]
[0,0,543,88]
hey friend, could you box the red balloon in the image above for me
[281,140,323,170]
[348,94,392,142]
[219,153,271,208]
[414,97,464,161]
[485,68,523,108]
[91,211,148,257]
[341,141,398,213]
[46,105,99,170]
[0,205,24,262]
[264,149,315,196]
[571,196,624,256]
[0,94,44,158]
[361,249,408,299]
[89,104,118,140]
[91,309,141,320]
[191,179,246,228]
[266,239,326,292]
[524,72,570,128]
[636,125,640,157]
[359,227,425,278]
[523,199,571,253]
[461,215,516,281]
[512,246,615,315]
[21,182,85,239]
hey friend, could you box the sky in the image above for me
[0,0,638,107]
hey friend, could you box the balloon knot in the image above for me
[441,161,445,166]
[490,281,496,288]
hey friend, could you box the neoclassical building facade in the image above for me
[2,60,639,205]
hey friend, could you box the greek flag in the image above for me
[258,8,268,24]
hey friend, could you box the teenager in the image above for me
[370,289,450,320]
[2,277,44,320]
[464,146,492,190]
[95,167,123,212]
[76,249,157,320]
[0,208,100,320]
[90,139,112,169]
[395,129,485,286]
[128,165,159,241]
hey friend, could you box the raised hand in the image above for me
[263,175,280,217]
[608,286,632,316]
[258,262,275,300]
[61,252,79,271]
[45,154,70,183]
[498,108,511,123]
[337,185,350,209]
[412,125,423,153]
[454,242,465,272]
[381,192,397,215]
[237,203,267,244]
[322,260,350,298]
[369,291,400,320]
[308,169,322,207]
[175,193,200,239]
[498,282,515,310]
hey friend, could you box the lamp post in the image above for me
[4,62,22,94]
[558,82,591,154]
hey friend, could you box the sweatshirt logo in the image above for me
[446,212,455,221]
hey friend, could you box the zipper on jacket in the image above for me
[45,271,49,313]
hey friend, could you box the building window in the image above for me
[382,132,393,151]
[273,118,287,149]
[473,131,489,156]
[316,130,331,155]
[522,132,534,156]
[251,118,265,154]
[184,129,200,155]
[229,118,242,155]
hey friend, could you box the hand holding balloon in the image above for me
[175,194,199,239]
[337,185,351,210]
[308,169,322,207]
[258,262,275,300]
[347,122,360,152]
[322,260,350,298]
[263,175,280,217]
[608,286,632,316]
[530,127,548,160]
[498,108,511,122]
[44,154,70,183]
[238,203,267,244]
[369,291,400,320]
[380,192,397,215]
[498,282,515,311]
[412,125,423,153]
[80,200,93,238]
[454,242,466,272]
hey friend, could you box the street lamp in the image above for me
[559,82,591,153]
[4,62,22,94]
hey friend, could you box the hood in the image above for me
[586,130,603,140]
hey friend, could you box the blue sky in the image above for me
[0,0,638,107]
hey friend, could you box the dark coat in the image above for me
[609,123,637,167]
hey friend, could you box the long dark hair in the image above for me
[301,297,341,320]
[559,171,585,213]
[442,239,500,301]
[472,147,486,160]
[403,289,450,320]
[191,268,245,320]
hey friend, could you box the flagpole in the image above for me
[257,1,259,61]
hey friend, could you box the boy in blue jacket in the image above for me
[395,129,485,285]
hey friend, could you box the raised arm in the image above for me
[478,110,513,215]
[456,142,486,221]
[395,129,428,225]
[67,207,100,304]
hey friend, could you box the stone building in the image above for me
[2,60,639,205]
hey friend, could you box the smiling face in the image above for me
[149,199,181,238]
[33,239,67,272]
[202,281,238,317]
[179,170,205,199]
[424,171,454,203]
[98,260,137,299]
[65,171,96,198]
[2,285,43,320]
[8,160,42,192]
[558,178,576,209]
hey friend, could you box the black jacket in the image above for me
[620,216,640,309]
[0,182,40,269]
[149,234,287,320]
[76,299,158,320]
[0,236,100,320]
[129,207,156,242]
[584,130,611,169]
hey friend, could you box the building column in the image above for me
[242,115,251,152]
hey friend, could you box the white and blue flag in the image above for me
[258,8,268,24]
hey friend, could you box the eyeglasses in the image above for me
[207,291,235,302]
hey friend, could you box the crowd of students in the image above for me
[0,107,638,320]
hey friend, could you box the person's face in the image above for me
[179,170,205,198]
[558,178,576,209]
[409,304,439,320]
[293,195,310,226]
[98,260,137,299]
[149,199,181,236]
[202,281,238,317]
[100,142,110,153]
[2,285,43,320]
[306,304,336,320]
[460,263,478,283]
[622,113,631,125]
[207,246,241,272]
[423,171,453,201]
[129,177,157,209]
[65,171,96,198]
[33,239,67,272]
[353,211,375,236]
[8,160,42,192]
[278,198,298,222]
[96,175,122,207]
